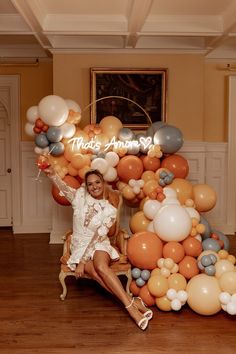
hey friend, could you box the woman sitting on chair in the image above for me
[45,165,153,330]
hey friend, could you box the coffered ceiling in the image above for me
[1,0,236,60]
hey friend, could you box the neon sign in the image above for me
[68,136,152,152]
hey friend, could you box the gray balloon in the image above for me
[131,267,141,279]
[127,143,140,155]
[205,265,216,276]
[35,133,49,148]
[202,238,221,253]
[200,215,212,240]
[212,229,230,251]
[136,277,146,287]
[153,125,183,154]
[118,128,135,142]
[146,121,166,138]
[201,255,212,267]
[46,126,63,143]
[49,142,65,156]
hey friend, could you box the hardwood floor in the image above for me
[0,228,235,354]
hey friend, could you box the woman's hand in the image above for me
[75,262,85,278]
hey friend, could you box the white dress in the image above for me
[51,174,120,270]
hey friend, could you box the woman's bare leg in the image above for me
[93,250,148,328]
[84,260,112,293]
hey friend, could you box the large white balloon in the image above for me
[153,204,192,242]
[38,95,69,126]
[143,199,161,220]
[26,105,39,124]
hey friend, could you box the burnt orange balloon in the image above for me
[182,236,203,257]
[139,285,156,306]
[143,179,159,196]
[52,175,80,205]
[117,155,143,183]
[127,231,163,269]
[129,280,140,296]
[129,211,150,233]
[168,178,193,205]
[163,241,185,263]
[178,256,199,280]
[192,184,217,212]
[161,154,189,179]
[142,156,161,172]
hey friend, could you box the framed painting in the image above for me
[90,67,167,129]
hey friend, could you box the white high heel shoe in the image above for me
[125,298,149,331]
[134,297,153,320]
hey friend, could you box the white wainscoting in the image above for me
[19,140,232,243]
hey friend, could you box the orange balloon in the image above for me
[178,256,199,280]
[161,154,189,178]
[192,184,217,212]
[168,273,187,291]
[142,156,161,172]
[127,231,163,269]
[141,170,157,183]
[182,236,202,257]
[139,285,156,306]
[168,178,193,205]
[155,295,172,311]
[163,241,185,263]
[129,280,140,296]
[143,179,159,196]
[129,211,150,233]
[117,156,143,183]
[99,115,123,139]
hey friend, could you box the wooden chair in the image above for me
[59,187,132,300]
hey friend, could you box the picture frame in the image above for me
[90,67,167,129]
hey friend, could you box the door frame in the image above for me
[0,75,21,231]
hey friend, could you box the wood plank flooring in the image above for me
[0,228,235,354]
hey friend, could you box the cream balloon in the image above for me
[38,95,69,126]
[219,271,236,294]
[60,122,76,139]
[153,204,192,242]
[65,99,81,112]
[187,274,221,315]
[215,260,235,279]
[143,199,161,220]
[26,105,39,124]
[91,158,109,174]
[24,122,35,137]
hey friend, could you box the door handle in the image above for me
[7,168,11,173]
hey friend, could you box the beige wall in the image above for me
[0,61,53,141]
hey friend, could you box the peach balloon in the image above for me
[143,179,159,196]
[99,116,123,139]
[192,184,217,212]
[168,273,187,291]
[129,211,150,233]
[215,259,235,278]
[67,163,78,177]
[178,256,199,280]
[71,154,88,169]
[163,241,185,263]
[148,275,169,297]
[142,156,161,172]
[117,155,143,183]
[219,271,236,294]
[139,285,156,306]
[122,185,136,200]
[142,170,157,183]
[156,295,172,311]
[129,280,140,296]
[187,274,221,315]
[182,236,203,257]
[168,178,193,205]
[161,154,189,179]
[127,231,163,269]
[78,165,90,180]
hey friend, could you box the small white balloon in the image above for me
[227,302,236,315]
[105,151,119,167]
[91,158,109,174]
[133,186,140,194]
[147,221,155,232]
[163,187,177,199]
[171,299,182,311]
[129,179,136,188]
[24,122,35,137]
[60,122,76,139]
[219,292,231,305]
[65,99,81,112]
[231,294,236,303]
[143,199,161,220]
[177,290,188,303]
[162,197,180,206]
[26,105,39,124]
[157,258,165,268]
[34,146,43,154]
[184,207,200,221]
[195,234,202,242]
[103,166,117,182]
[167,288,177,301]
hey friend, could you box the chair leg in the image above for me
[59,271,68,300]
[126,269,132,296]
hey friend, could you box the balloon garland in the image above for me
[25,94,236,316]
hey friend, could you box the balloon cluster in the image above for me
[25,94,236,317]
